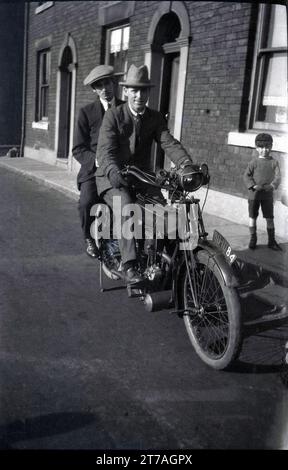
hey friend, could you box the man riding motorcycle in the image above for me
[96,64,198,285]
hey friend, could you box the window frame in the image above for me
[248,3,288,133]
[35,48,51,123]
[104,23,130,98]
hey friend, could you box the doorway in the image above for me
[157,51,180,169]
[145,2,190,170]
[148,11,182,169]
[57,46,73,159]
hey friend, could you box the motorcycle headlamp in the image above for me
[179,163,210,192]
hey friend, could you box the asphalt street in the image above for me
[0,167,288,453]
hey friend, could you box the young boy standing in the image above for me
[243,133,281,250]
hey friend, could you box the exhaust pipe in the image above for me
[142,290,173,312]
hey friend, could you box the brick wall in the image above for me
[124,1,282,198]
[25,1,104,152]
[0,2,24,150]
[181,1,257,197]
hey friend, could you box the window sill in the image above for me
[35,2,54,15]
[228,131,288,154]
[32,121,49,130]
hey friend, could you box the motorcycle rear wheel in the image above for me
[183,249,242,370]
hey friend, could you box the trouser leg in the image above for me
[101,187,137,265]
[78,179,99,239]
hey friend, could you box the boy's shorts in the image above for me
[248,199,274,219]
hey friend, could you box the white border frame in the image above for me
[35,2,54,15]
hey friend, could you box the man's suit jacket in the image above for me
[96,102,192,195]
[72,97,124,189]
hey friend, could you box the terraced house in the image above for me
[19,1,288,235]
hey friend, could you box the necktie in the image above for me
[134,114,141,147]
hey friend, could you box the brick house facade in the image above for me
[23,1,288,236]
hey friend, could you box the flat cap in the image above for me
[83,65,114,86]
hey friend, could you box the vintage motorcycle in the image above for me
[93,164,242,370]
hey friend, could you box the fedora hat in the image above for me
[83,65,114,86]
[119,64,154,88]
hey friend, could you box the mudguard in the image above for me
[197,239,240,287]
[173,241,240,311]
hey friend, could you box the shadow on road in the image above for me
[0,412,96,449]
[228,245,288,376]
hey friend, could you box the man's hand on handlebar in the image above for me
[177,160,200,178]
[108,167,129,189]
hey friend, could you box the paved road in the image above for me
[0,167,287,452]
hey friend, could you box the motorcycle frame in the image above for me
[96,165,240,309]
[171,198,240,314]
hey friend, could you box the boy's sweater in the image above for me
[243,156,281,200]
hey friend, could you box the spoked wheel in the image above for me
[183,249,242,370]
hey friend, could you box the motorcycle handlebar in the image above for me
[120,163,209,192]
[119,166,164,188]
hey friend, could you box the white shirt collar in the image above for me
[100,97,113,111]
[128,103,146,117]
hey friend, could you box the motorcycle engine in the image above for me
[144,264,163,281]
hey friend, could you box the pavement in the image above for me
[0,155,287,319]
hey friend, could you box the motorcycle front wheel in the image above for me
[183,249,242,370]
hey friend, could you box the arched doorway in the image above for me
[144,1,190,169]
[57,46,73,159]
[55,34,77,169]
[150,12,181,168]
[150,12,181,127]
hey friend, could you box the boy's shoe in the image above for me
[267,228,282,251]
[248,235,257,250]
[268,240,282,251]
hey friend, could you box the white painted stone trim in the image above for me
[173,44,188,140]
[228,131,288,154]
[35,2,54,15]
[32,121,49,130]
[68,65,77,172]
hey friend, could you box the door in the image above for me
[167,55,179,134]
[57,48,73,159]
[155,52,180,170]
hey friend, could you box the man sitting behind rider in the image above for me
[96,64,196,285]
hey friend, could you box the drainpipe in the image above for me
[20,2,29,157]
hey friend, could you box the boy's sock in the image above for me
[248,226,257,250]
[267,228,282,251]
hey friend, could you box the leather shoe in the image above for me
[86,238,99,258]
[268,240,282,251]
[123,266,144,285]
